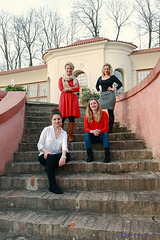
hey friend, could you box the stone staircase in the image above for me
[0,102,160,240]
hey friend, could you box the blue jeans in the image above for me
[84,131,110,149]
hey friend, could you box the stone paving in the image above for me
[0,102,159,240]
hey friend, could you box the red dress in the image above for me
[58,77,81,118]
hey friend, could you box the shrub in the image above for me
[5,84,27,92]
[81,88,100,106]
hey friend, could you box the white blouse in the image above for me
[37,125,68,156]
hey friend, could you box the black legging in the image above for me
[108,109,114,132]
[39,153,71,188]
[62,116,75,123]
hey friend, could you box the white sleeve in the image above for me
[37,127,47,152]
[62,131,68,152]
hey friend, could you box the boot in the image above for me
[86,148,93,162]
[49,178,63,194]
[104,148,110,163]
[68,122,75,142]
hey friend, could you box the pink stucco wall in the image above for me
[0,91,26,175]
[115,58,160,160]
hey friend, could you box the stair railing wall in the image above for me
[0,91,26,175]
[114,58,160,160]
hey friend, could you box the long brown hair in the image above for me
[86,98,102,123]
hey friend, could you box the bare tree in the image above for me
[134,0,157,48]
[8,17,26,69]
[71,0,103,37]
[65,18,79,45]
[37,7,66,54]
[106,0,134,41]
[153,0,160,47]
[0,11,11,70]
[16,9,39,67]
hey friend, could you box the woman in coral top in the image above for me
[84,98,110,163]
[58,62,80,142]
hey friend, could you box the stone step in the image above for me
[24,126,129,134]
[0,172,160,191]
[0,231,56,240]
[13,149,153,162]
[0,189,160,216]
[25,103,86,115]
[6,160,160,175]
[22,132,136,143]
[18,140,146,152]
[25,116,89,124]
[0,208,159,239]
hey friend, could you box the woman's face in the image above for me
[65,65,73,76]
[89,99,98,112]
[103,66,110,75]
[51,114,62,128]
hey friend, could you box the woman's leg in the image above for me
[98,132,110,163]
[39,154,61,194]
[108,109,114,133]
[84,132,95,162]
[68,116,75,142]
[62,117,66,129]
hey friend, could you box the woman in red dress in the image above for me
[58,62,80,142]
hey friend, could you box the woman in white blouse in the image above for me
[37,108,71,194]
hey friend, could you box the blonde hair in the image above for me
[86,98,102,123]
[65,62,75,70]
[102,63,113,77]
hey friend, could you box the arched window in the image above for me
[113,69,124,96]
[74,71,88,101]
[76,72,88,87]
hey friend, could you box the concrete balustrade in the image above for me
[115,58,160,160]
[0,91,26,175]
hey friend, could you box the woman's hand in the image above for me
[94,129,101,136]
[62,88,70,92]
[108,87,117,91]
[90,129,101,136]
[59,156,66,167]
[44,150,52,159]
[99,90,102,94]
[107,87,114,91]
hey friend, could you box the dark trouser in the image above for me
[108,109,114,133]
[62,116,75,123]
[38,152,71,188]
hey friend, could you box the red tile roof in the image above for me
[43,37,137,60]
[0,64,47,76]
[131,47,160,55]
[68,36,109,46]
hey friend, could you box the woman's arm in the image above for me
[37,128,52,158]
[59,132,68,167]
[41,147,52,159]
[71,80,80,92]
[58,77,65,91]
[84,115,92,133]
[100,112,109,133]
[113,75,123,90]
[95,77,101,92]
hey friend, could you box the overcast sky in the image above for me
[0,0,155,49]
[0,0,71,15]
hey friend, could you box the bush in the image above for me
[81,88,100,106]
[5,84,27,92]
